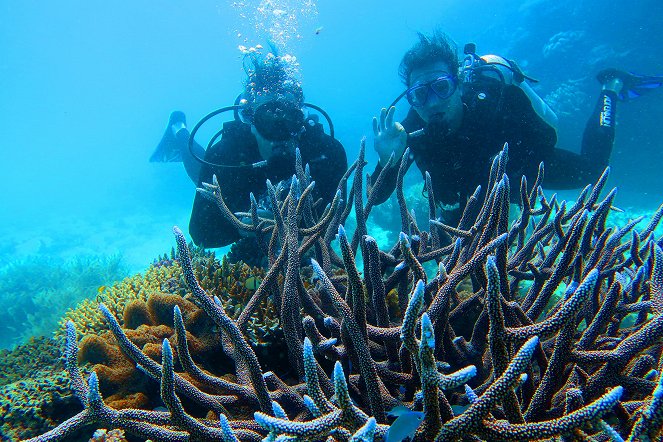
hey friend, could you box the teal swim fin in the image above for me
[597,68,663,101]
[150,111,189,162]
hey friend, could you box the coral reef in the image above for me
[87,428,127,442]
[542,30,586,59]
[58,250,278,412]
[0,339,76,441]
[0,338,61,386]
[59,249,274,341]
[18,145,663,440]
[0,255,128,349]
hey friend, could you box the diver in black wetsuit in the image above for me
[152,51,347,259]
[370,32,663,223]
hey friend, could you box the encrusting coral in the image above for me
[0,338,75,441]
[18,143,663,441]
[52,250,278,413]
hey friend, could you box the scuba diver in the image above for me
[151,51,347,261]
[370,31,663,223]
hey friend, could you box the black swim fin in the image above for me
[150,111,189,162]
[597,68,663,101]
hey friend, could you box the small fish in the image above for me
[245,277,262,290]
[385,407,424,442]
[315,26,324,35]
[387,405,411,417]
[97,285,107,294]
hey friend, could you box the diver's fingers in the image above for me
[379,107,387,132]
[386,106,396,129]
[372,116,379,136]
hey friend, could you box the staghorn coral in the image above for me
[55,252,279,413]
[0,249,279,439]
[17,144,663,441]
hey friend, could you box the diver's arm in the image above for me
[489,59,559,130]
[519,81,559,130]
[368,162,399,206]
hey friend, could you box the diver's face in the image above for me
[409,61,463,133]
[251,124,297,161]
[247,91,303,161]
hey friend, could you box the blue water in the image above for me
[1,0,662,347]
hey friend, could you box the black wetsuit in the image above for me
[189,118,347,248]
[370,79,616,216]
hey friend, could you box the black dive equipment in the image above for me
[387,42,540,140]
[461,43,538,85]
[187,96,336,170]
[249,100,305,142]
[405,75,459,107]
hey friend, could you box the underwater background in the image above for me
[1,0,662,351]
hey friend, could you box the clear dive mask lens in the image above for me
[406,75,458,107]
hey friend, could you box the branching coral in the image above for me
[18,144,663,441]
[49,251,278,414]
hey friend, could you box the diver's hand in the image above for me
[373,106,407,167]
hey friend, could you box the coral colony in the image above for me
[23,143,663,441]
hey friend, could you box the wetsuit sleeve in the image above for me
[188,141,243,248]
[368,162,399,205]
[543,90,616,189]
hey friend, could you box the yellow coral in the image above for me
[59,252,278,345]
[58,263,182,338]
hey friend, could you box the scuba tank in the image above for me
[461,43,558,130]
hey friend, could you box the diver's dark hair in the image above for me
[243,50,304,106]
[399,31,459,86]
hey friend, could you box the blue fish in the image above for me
[384,406,424,442]
[387,405,412,417]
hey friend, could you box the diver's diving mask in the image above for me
[405,75,459,107]
[242,100,305,142]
